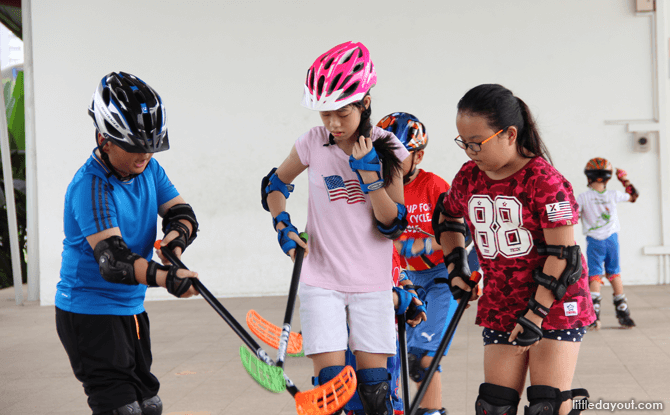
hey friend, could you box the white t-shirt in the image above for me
[576,188,630,240]
[294,126,410,292]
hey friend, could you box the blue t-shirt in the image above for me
[56,150,179,315]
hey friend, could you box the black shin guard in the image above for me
[356,368,393,415]
[525,385,589,415]
[475,383,520,415]
[140,395,162,415]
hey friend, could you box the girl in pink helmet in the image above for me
[261,41,415,415]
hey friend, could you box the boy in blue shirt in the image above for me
[56,72,200,415]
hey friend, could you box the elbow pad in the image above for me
[532,244,583,300]
[431,192,467,243]
[376,203,408,239]
[261,168,294,211]
[93,235,142,285]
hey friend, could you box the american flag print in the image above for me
[324,175,365,204]
[545,201,573,222]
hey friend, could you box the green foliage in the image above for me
[0,70,27,289]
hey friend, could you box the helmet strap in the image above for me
[403,152,417,184]
[95,132,138,182]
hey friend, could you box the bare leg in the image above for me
[528,339,581,415]
[608,275,624,296]
[309,351,346,377]
[353,350,393,369]
[484,344,529,395]
[588,278,602,294]
[416,354,442,410]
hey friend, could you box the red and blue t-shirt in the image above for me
[399,170,450,271]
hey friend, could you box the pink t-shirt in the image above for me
[295,126,410,292]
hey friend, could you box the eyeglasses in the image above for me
[454,129,504,153]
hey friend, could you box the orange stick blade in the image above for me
[295,365,357,415]
[246,310,303,355]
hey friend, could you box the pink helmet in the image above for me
[301,41,377,111]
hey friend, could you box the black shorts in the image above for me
[55,307,159,414]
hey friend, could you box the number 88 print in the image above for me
[469,195,533,259]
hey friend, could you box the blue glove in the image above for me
[277,224,299,255]
[393,286,427,320]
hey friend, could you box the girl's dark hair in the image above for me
[351,93,402,187]
[351,93,373,139]
[457,84,552,164]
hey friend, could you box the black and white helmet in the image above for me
[89,72,169,153]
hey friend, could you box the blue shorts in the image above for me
[482,327,587,346]
[586,233,621,276]
[405,264,458,357]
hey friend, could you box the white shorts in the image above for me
[299,282,396,356]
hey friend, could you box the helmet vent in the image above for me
[324,57,334,70]
[339,81,360,101]
[134,90,147,104]
[307,69,315,91]
[328,73,342,95]
[317,76,325,99]
[102,88,111,106]
[340,49,354,64]
[352,62,364,74]
[103,120,122,139]
[116,88,129,104]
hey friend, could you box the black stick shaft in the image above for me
[397,314,411,415]
[160,247,301,396]
[408,289,473,415]
[276,243,305,368]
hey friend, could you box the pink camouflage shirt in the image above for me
[442,157,595,332]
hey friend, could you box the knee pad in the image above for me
[112,401,142,415]
[408,350,441,383]
[141,396,162,415]
[312,365,346,387]
[475,383,520,415]
[524,385,589,415]
[356,368,393,415]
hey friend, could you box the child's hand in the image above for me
[406,296,427,327]
[615,168,628,182]
[352,136,373,160]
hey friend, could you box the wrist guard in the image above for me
[443,247,472,300]
[93,235,142,285]
[277,224,299,255]
[162,204,198,252]
[146,260,168,287]
[164,265,192,298]
[515,315,543,346]
[527,294,552,319]
[349,148,384,193]
[400,238,433,258]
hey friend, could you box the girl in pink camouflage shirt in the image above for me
[434,84,594,415]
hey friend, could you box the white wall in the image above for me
[33,0,668,305]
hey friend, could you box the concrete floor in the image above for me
[1,283,669,415]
